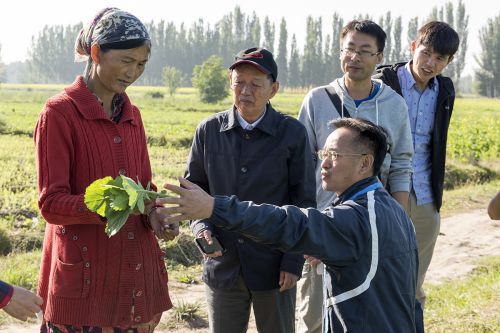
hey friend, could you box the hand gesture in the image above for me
[3,285,43,321]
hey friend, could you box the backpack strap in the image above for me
[324,85,351,118]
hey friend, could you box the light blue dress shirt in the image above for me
[398,63,439,206]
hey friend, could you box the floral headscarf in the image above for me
[74,7,150,79]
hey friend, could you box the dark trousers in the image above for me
[205,274,296,333]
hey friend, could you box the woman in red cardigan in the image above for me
[34,8,178,333]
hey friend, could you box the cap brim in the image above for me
[229,60,271,75]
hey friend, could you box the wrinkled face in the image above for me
[340,31,383,82]
[320,128,367,195]
[410,42,452,87]
[95,44,149,94]
[230,64,279,121]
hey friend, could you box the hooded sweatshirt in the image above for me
[298,77,413,211]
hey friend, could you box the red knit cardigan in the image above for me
[34,76,172,327]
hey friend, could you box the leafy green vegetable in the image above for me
[84,175,168,237]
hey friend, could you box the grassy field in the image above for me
[0,84,499,330]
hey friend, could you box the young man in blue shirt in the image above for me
[374,21,459,307]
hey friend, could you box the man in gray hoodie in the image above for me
[296,19,413,333]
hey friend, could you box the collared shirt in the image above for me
[235,107,267,130]
[187,103,316,291]
[0,280,13,309]
[398,63,439,205]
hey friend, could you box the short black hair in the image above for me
[415,21,459,58]
[341,20,387,52]
[330,117,388,176]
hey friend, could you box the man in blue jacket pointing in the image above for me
[159,117,418,333]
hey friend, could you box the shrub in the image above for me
[192,56,229,104]
[9,231,44,252]
[146,91,164,99]
[0,117,7,134]
[172,299,201,321]
[0,228,12,256]
[163,66,183,96]
[444,164,498,190]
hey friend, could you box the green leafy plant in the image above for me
[172,299,201,321]
[84,175,168,237]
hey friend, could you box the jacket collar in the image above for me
[332,176,380,206]
[220,103,278,136]
[64,76,137,126]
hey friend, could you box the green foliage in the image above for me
[447,105,499,163]
[0,116,6,134]
[192,56,229,104]
[444,163,497,190]
[163,66,183,96]
[0,228,12,256]
[84,175,168,237]
[0,250,41,290]
[475,14,500,97]
[425,256,500,332]
[9,230,44,252]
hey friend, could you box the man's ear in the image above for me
[90,44,101,64]
[410,40,417,54]
[269,81,280,99]
[359,154,375,176]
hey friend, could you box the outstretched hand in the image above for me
[156,177,215,226]
[3,285,43,322]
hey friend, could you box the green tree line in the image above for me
[1,2,499,96]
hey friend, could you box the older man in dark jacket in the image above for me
[184,47,316,333]
[160,117,418,333]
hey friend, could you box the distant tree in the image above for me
[474,14,500,97]
[427,1,469,90]
[302,16,323,87]
[0,43,4,84]
[192,56,228,103]
[406,17,419,59]
[382,12,393,63]
[162,66,184,96]
[276,18,288,87]
[331,13,344,79]
[392,16,403,63]
[27,24,83,83]
[288,34,301,88]
[263,17,275,53]
[246,12,261,47]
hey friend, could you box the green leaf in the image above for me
[84,175,163,237]
[105,208,132,237]
[107,187,129,211]
[84,176,114,217]
[121,175,141,209]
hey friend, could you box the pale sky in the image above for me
[0,0,496,76]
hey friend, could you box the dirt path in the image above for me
[2,209,498,333]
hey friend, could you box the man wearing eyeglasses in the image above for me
[297,20,413,333]
[157,117,418,333]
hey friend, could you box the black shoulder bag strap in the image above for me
[324,85,351,118]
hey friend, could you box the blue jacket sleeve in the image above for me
[209,196,370,268]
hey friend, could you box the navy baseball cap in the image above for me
[229,47,278,82]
